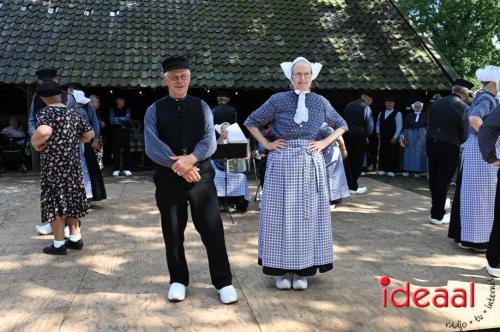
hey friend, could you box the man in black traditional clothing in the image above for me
[212,91,237,125]
[144,56,237,304]
[342,91,375,195]
[427,79,473,225]
[109,96,133,176]
[376,97,403,177]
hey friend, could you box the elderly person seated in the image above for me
[212,123,250,213]
[1,117,26,145]
[0,116,28,173]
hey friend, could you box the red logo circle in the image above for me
[379,275,390,286]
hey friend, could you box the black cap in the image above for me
[162,56,190,73]
[36,81,61,97]
[217,90,230,98]
[430,93,442,102]
[453,79,474,90]
[35,68,58,81]
[385,96,396,102]
[361,90,376,100]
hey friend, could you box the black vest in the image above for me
[344,99,368,135]
[406,112,427,130]
[113,107,128,118]
[212,104,237,125]
[379,110,398,138]
[155,95,205,157]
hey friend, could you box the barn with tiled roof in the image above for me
[0,0,457,121]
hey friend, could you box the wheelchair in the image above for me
[0,134,29,173]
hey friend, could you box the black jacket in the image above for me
[343,99,374,135]
[427,94,469,147]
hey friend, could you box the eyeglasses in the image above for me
[166,74,191,82]
[292,73,312,79]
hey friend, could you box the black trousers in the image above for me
[366,132,379,170]
[378,136,399,172]
[487,169,500,267]
[153,164,233,289]
[427,139,460,220]
[343,132,367,191]
[111,127,131,171]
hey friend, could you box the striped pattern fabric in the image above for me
[323,142,350,201]
[80,144,93,199]
[130,136,145,153]
[258,139,334,271]
[459,135,497,243]
[212,161,250,200]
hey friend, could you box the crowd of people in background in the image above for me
[1,75,457,187]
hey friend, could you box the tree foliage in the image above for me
[395,0,500,80]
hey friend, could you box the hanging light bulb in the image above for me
[110,90,113,94]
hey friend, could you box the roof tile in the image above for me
[0,0,456,89]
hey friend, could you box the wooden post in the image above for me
[18,84,34,117]
[18,84,39,171]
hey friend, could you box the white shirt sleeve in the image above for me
[376,112,381,135]
[393,112,403,139]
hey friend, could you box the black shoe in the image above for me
[65,239,84,250]
[43,244,67,255]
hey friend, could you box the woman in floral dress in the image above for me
[31,81,94,255]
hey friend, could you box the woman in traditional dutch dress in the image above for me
[74,90,107,202]
[401,101,428,177]
[449,65,500,252]
[244,57,348,290]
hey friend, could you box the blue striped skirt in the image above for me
[211,161,250,200]
[323,142,350,201]
[403,128,427,172]
[259,139,333,271]
[459,134,497,243]
[80,144,93,199]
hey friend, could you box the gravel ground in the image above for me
[0,169,154,225]
[0,174,40,225]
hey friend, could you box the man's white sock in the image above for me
[69,234,82,242]
[53,239,66,248]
